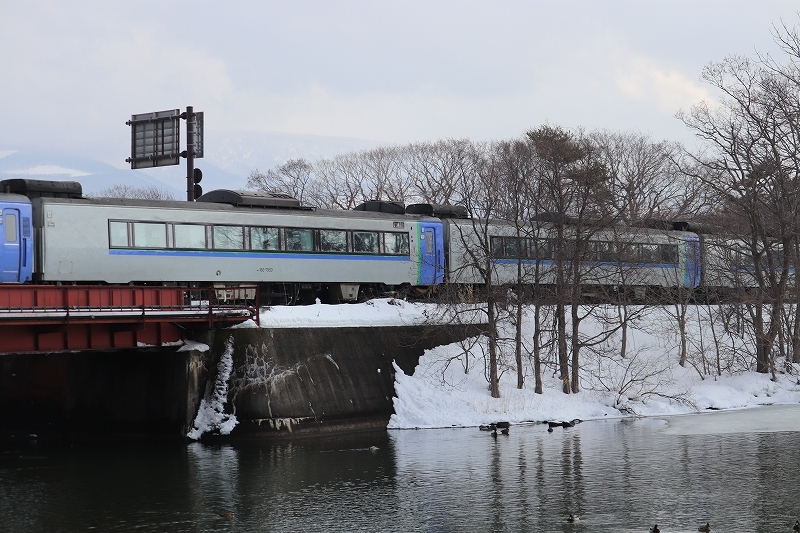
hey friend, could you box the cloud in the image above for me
[616,57,713,113]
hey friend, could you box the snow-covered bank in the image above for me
[388,342,800,429]
[232,297,482,329]
[228,299,800,429]
[389,304,800,429]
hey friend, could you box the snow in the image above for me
[177,340,210,352]
[12,165,91,177]
[225,299,800,431]
[246,297,476,328]
[187,336,238,439]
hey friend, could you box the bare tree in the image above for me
[679,40,800,376]
[247,159,316,205]
[93,183,176,200]
[403,139,473,205]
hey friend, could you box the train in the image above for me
[0,178,749,305]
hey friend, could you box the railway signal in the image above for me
[126,106,205,201]
[193,168,203,199]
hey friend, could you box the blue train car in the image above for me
[0,193,34,284]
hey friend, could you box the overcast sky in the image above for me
[1,1,798,167]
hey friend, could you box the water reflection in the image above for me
[2,407,800,532]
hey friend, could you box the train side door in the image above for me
[419,222,444,285]
[685,235,701,288]
[1,208,21,283]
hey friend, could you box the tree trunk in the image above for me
[533,303,543,394]
[677,302,688,367]
[516,296,524,389]
[793,302,800,364]
[570,302,580,393]
[619,305,628,359]
[487,299,500,398]
[556,302,570,393]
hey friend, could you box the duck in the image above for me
[650,525,660,533]
[218,512,234,519]
[793,520,799,532]
[567,514,579,522]
[698,523,710,532]
[491,429,498,438]
[501,427,509,436]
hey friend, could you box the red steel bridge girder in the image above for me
[0,285,258,354]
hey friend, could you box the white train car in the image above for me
[443,218,701,298]
[31,191,445,303]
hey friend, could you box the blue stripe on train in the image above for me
[109,249,411,261]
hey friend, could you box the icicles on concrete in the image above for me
[187,336,239,440]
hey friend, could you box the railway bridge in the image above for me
[0,284,258,354]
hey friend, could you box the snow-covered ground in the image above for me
[228,299,800,431]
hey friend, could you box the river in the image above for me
[2,405,800,532]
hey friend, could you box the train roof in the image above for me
[31,194,440,222]
[445,216,701,237]
[0,179,82,198]
[196,189,310,210]
[0,193,32,204]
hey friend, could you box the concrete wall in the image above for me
[202,325,478,437]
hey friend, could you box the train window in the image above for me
[213,226,244,250]
[4,213,16,242]
[285,228,313,251]
[385,232,409,255]
[175,224,206,249]
[529,239,552,260]
[490,236,504,257]
[660,244,678,264]
[639,243,659,263]
[354,231,380,254]
[596,241,615,262]
[320,230,347,252]
[505,237,525,258]
[109,221,129,247]
[251,227,279,251]
[132,222,167,248]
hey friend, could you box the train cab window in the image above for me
[285,228,314,251]
[320,230,347,252]
[385,232,410,255]
[213,226,244,250]
[175,224,206,249]
[424,230,434,255]
[353,231,380,254]
[4,213,16,242]
[132,222,167,248]
[109,221,129,247]
[251,227,279,251]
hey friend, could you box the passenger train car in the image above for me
[0,178,744,304]
[444,217,702,298]
[0,180,445,304]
